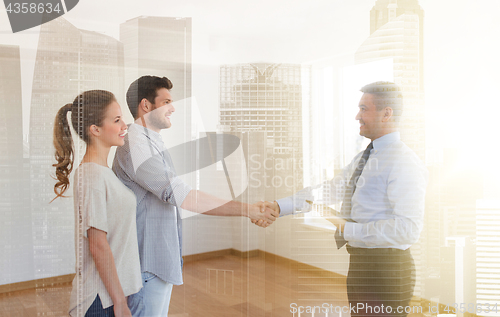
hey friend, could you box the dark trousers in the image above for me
[85,295,115,317]
[346,246,415,317]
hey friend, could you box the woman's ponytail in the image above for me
[52,103,74,200]
[51,90,116,201]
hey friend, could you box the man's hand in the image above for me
[251,201,280,227]
[249,201,278,228]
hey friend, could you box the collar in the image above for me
[372,131,400,151]
[129,122,163,145]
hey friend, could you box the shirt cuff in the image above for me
[171,180,193,209]
[276,197,294,217]
[342,222,361,242]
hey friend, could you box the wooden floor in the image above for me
[0,253,424,317]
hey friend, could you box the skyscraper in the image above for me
[120,16,192,146]
[368,0,424,91]
[0,45,34,285]
[475,200,500,316]
[219,63,307,200]
[423,237,476,317]
[29,17,124,280]
[355,0,425,160]
[0,45,23,161]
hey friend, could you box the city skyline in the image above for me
[0,0,499,314]
[1,0,498,168]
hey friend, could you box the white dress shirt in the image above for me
[277,132,428,250]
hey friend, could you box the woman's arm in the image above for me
[88,227,132,317]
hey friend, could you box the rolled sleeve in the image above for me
[131,149,192,209]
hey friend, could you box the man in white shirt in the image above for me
[263,82,428,317]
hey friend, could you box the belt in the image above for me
[346,245,409,255]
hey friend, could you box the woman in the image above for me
[52,90,141,317]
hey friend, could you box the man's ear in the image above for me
[382,107,393,122]
[139,98,150,114]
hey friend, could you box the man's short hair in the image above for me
[126,75,173,119]
[360,81,403,120]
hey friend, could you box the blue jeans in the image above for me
[127,272,174,317]
[86,295,115,317]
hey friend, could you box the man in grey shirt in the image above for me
[113,75,276,317]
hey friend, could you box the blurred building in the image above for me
[355,0,425,160]
[219,63,308,201]
[0,45,33,285]
[423,149,482,307]
[476,200,500,316]
[436,237,476,317]
[120,16,192,146]
[368,0,424,91]
[29,17,124,281]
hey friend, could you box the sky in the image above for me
[1,0,499,177]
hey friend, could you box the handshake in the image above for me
[245,187,315,228]
[249,201,281,228]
